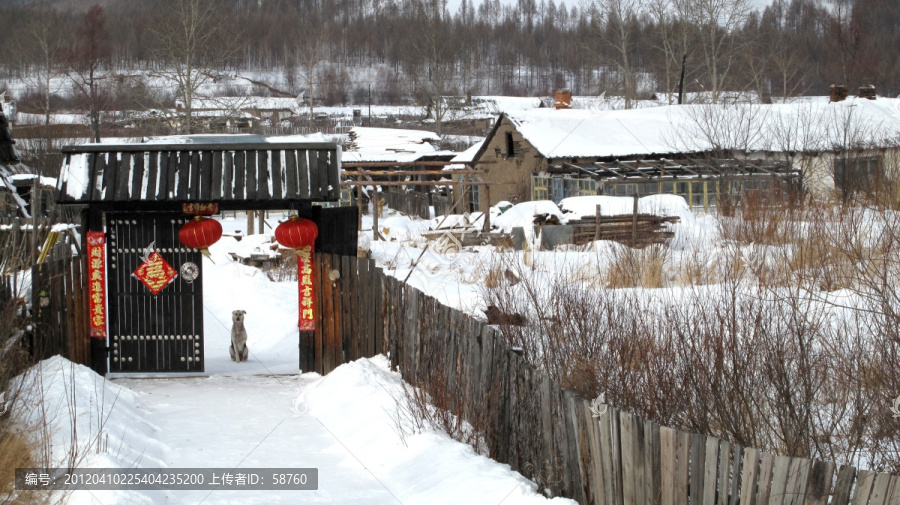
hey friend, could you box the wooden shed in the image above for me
[56,135,357,375]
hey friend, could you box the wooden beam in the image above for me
[339,180,512,187]
[341,169,483,176]
[341,161,453,168]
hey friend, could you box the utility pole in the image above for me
[677,54,687,105]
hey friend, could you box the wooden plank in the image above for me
[887,475,900,505]
[784,458,811,505]
[804,460,834,505]
[621,411,636,505]
[145,152,159,200]
[661,426,676,505]
[718,441,732,505]
[272,150,283,199]
[114,152,131,199]
[770,456,792,505]
[101,152,117,201]
[298,150,311,199]
[757,452,776,505]
[327,149,339,200]
[234,151,246,200]
[315,150,329,198]
[831,465,857,505]
[284,149,299,198]
[257,150,270,200]
[740,448,760,505]
[729,445,743,505]
[702,437,719,505]
[130,151,145,199]
[245,150,258,200]
[187,150,200,200]
[210,150,223,199]
[868,474,894,505]
[158,151,173,200]
[689,433,705,505]
[373,262,383,356]
[675,431,690,505]
[95,153,111,201]
[647,420,661,505]
[165,151,178,198]
[222,151,234,200]
[177,151,191,199]
[341,254,352,361]
[199,151,213,200]
[851,471,877,505]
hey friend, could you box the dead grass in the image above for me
[605,245,669,289]
[0,426,40,504]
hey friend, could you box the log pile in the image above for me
[569,213,679,248]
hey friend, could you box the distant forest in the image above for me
[0,0,898,106]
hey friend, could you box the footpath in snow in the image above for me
[10,225,574,504]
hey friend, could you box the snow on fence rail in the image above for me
[312,252,898,505]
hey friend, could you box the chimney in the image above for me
[554,89,572,110]
[858,84,876,100]
[830,84,849,102]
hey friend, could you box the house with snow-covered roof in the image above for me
[471,96,900,212]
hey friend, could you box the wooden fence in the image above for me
[382,189,431,220]
[29,241,90,366]
[311,253,900,505]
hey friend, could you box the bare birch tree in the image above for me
[585,0,643,109]
[152,0,235,134]
[687,0,753,103]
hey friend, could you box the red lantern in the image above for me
[178,216,223,257]
[275,216,318,331]
[275,215,318,249]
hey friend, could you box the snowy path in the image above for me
[114,373,400,504]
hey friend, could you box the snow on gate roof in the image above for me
[56,135,341,205]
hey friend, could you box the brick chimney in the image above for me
[858,85,876,100]
[554,89,572,110]
[830,85,849,102]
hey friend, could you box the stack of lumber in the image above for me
[569,213,679,247]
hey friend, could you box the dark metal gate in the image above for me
[106,212,204,372]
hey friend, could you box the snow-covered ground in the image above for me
[8,219,575,504]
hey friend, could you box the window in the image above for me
[834,156,882,197]
[532,175,550,200]
[505,132,515,158]
[469,185,480,212]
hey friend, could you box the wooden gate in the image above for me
[106,212,204,373]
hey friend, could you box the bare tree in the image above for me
[64,4,110,143]
[17,2,66,126]
[648,0,694,104]
[287,19,327,132]
[585,0,644,108]
[402,0,458,135]
[152,0,235,134]
[687,0,753,103]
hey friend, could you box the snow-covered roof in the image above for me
[177,96,300,111]
[137,133,331,146]
[343,127,442,163]
[496,97,900,160]
[450,140,484,164]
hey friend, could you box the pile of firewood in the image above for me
[569,214,679,248]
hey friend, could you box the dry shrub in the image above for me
[605,245,669,288]
[396,357,490,456]
[482,230,900,470]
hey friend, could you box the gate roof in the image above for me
[56,135,340,209]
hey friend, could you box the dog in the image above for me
[229,310,249,362]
